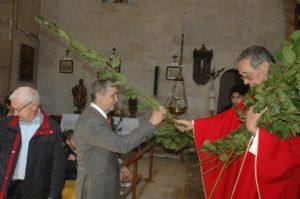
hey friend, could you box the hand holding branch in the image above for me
[174,119,193,132]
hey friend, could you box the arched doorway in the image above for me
[217,69,248,113]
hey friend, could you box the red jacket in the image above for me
[0,110,66,199]
[194,105,300,199]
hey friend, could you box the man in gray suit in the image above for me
[75,78,167,199]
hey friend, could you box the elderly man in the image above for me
[75,78,167,199]
[0,87,66,199]
[175,46,300,199]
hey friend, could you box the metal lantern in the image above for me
[166,74,188,115]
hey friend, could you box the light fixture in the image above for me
[166,73,188,116]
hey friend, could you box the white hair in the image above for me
[9,87,40,106]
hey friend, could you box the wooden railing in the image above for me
[62,143,154,199]
[121,143,154,199]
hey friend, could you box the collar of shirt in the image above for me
[90,103,107,119]
[19,109,43,126]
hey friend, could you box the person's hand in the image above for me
[246,106,267,136]
[68,154,76,161]
[120,166,131,182]
[239,113,246,123]
[174,119,193,132]
[149,106,167,126]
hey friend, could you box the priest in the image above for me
[175,46,300,199]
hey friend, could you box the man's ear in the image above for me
[260,61,269,74]
[95,92,103,99]
[66,140,70,146]
[261,61,269,70]
[32,101,38,111]
[95,92,105,104]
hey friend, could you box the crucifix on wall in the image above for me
[193,44,213,85]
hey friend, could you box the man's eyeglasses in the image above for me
[13,101,32,113]
[240,71,254,81]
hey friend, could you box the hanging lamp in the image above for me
[166,34,188,115]
[166,73,188,116]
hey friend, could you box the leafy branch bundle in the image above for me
[201,30,300,164]
[154,117,194,152]
[35,16,194,151]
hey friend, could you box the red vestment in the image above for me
[194,105,300,199]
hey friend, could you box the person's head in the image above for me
[79,79,84,85]
[230,85,248,107]
[4,92,13,116]
[64,130,75,150]
[236,46,275,88]
[91,78,118,113]
[9,87,40,122]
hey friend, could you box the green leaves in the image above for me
[282,46,296,65]
[110,55,121,68]
[201,126,250,162]
[122,87,140,99]
[140,95,161,110]
[291,30,300,43]
[154,120,194,152]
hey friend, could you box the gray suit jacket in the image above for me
[75,105,155,199]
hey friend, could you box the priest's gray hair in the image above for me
[9,87,40,106]
[237,46,275,69]
[91,78,117,101]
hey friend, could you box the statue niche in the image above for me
[193,44,213,85]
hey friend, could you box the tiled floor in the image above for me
[125,154,205,199]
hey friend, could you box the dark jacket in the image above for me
[64,144,77,180]
[0,110,66,199]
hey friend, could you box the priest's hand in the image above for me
[246,106,267,136]
[149,106,167,126]
[239,113,246,123]
[174,119,193,132]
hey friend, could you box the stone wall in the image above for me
[0,0,13,100]
[37,0,285,117]
[0,0,40,100]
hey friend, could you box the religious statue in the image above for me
[72,79,87,113]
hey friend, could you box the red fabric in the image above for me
[0,133,21,199]
[256,129,300,198]
[194,105,300,199]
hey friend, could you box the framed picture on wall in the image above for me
[166,66,182,80]
[60,60,73,73]
[19,43,35,81]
